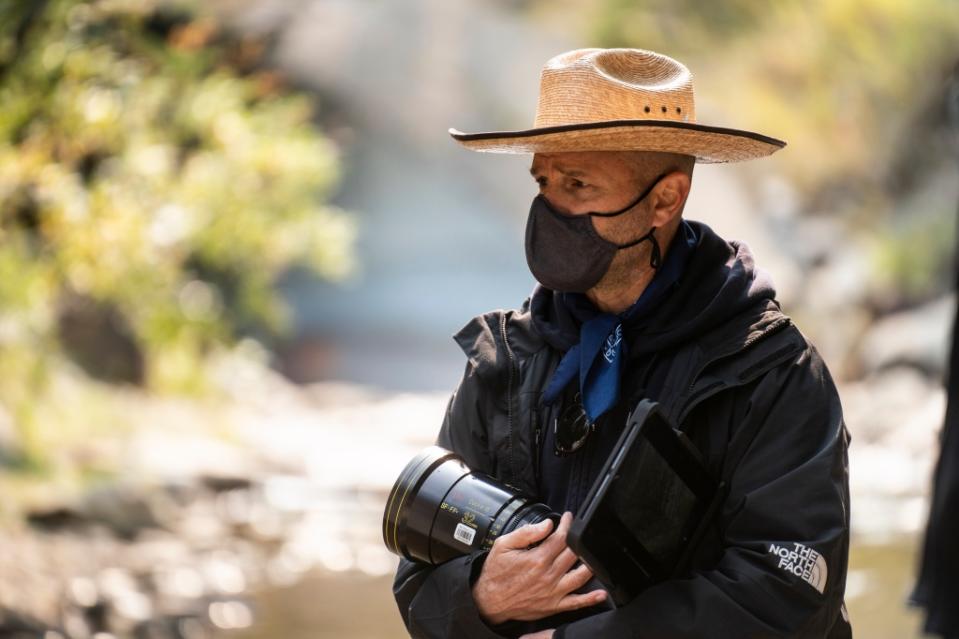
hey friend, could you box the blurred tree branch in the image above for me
[0,0,50,82]
[0,0,356,472]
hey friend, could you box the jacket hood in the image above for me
[529,220,779,358]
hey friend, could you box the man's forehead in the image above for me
[529,151,628,176]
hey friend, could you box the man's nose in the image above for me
[539,188,576,216]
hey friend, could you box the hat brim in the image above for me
[449,119,785,163]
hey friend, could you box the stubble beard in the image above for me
[592,242,656,297]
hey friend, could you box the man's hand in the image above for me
[472,511,607,625]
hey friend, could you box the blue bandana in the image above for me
[541,220,698,421]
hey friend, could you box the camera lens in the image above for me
[383,447,559,565]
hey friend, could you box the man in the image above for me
[393,48,851,638]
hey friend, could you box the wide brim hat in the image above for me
[449,48,785,163]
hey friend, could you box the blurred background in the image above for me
[0,0,957,637]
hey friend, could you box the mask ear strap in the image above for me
[615,227,661,268]
[648,229,662,268]
[589,172,668,218]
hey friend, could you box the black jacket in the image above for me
[393,221,852,638]
[911,254,959,637]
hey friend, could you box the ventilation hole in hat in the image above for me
[676,107,682,113]
[661,105,667,113]
[644,106,651,113]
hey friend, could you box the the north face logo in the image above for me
[768,542,827,594]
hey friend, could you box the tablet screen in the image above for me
[607,435,700,566]
[568,400,722,605]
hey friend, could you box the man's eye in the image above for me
[571,179,586,189]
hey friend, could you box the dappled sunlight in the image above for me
[0,0,956,637]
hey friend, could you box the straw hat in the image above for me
[449,48,785,163]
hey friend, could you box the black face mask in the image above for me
[525,174,666,293]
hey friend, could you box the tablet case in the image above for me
[566,399,727,606]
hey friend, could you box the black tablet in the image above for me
[567,400,726,606]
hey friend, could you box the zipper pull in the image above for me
[534,407,542,446]
[532,405,542,484]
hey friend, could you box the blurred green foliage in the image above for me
[0,0,354,472]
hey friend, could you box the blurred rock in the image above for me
[788,215,849,271]
[198,476,252,493]
[858,294,954,378]
[841,366,946,538]
[776,231,876,378]
[0,609,47,637]
[688,165,803,310]
[56,293,145,386]
[842,367,944,447]
[801,243,873,310]
[27,507,90,533]
[81,487,164,540]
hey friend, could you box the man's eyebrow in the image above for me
[528,166,590,178]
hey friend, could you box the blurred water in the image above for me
[227,541,927,639]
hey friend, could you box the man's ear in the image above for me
[650,170,691,227]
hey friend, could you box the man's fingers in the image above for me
[558,562,594,594]
[541,511,573,554]
[497,517,554,550]
[551,547,579,576]
[555,589,607,613]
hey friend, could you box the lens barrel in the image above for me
[383,447,559,564]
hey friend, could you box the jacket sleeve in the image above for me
[555,346,851,639]
[392,362,508,639]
